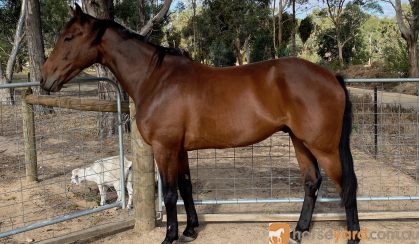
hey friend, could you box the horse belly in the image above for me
[184,110,286,150]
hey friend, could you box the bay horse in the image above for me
[41,5,360,244]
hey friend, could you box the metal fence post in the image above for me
[21,88,38,182]
[373,86,378,158]
[130,98,156,232]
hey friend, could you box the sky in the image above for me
[171,0,409,18]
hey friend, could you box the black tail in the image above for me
[336,75,357,208]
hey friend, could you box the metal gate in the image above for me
[0,78,128,242]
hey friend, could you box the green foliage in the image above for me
[275,12,294,56]
[209,39,236,66]
[412,0,419,29]
[41,0,70,49]
[298,16,314,44]
[317,27,367,66]
[165,28,182,48]
[182,0,273,66]
[250,29,274,62]
[383,39,409,77]
[316,2,369,66]
[0,0,21,65]
[114,0,166,44]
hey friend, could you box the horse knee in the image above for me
[164,189,178,207]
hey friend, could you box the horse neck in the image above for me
[97,27,156,101]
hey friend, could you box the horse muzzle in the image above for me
[40,76,63,92]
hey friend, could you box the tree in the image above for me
[385,0,419,77]
[26,0,50,107]
[290,0,296,56]
[321,0,380,67]
[139,0,173,36]
[83,0,118,138]
[0,0,22,66]
[40,0,70,49]
[183,0,272,66]
[0,0,26,104]
[83,0,173,138]
[277,0,290,55]
[298,16,314,45]
[272,12,294,57]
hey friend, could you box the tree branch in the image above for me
[0,60,4,78]
[5,0,27,81]
[394,0,412,39]
[140,0,173,36]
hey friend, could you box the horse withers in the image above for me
[41,5,360,244]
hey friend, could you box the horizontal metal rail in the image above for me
[170,196,419,206]
[0,81,40,88]
[0,202,120,238]
[347,78,419,83]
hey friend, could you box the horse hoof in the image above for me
[289,231,302,244]
[289,238,300,244]
[179,232,198,242]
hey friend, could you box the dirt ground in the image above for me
[94,220,419,244]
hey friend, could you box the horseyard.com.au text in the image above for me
[268,223,419,243]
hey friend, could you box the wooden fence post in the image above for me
[130,98,156,232]
[22,88,37,182]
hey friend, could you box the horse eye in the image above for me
[64,35,73,42]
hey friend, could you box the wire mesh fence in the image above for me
[2,78,419,243]
[164,79,419,217]
[0,79,132,243]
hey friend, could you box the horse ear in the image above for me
[71,3,83,18]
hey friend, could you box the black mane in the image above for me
[92,19,191,67]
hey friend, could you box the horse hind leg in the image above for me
[177,150,199,242]
[310,147,360,244]
[289,134,322,243]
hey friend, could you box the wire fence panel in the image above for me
[159,78,419,216]
[0,79,132,243]
[2,77,419,242]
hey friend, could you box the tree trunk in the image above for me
[138,0,146,31]
[234,37,243,65]
[393,0,419,77]
[139,0,173,36]
[290,0,296,56]
[0,63,9,103]
[338,40,344,68]
[278,0,284,56]
[244,35,251,63]
[192,0,197,58]
[6,0,26,82]
[83,0,118,139]
[407,37,419,77]
[272,0,276,57]
[26,0,51,113]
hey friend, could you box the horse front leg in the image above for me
[290,135,322,243]
[154,145,180,244]
[178,150,199,242]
